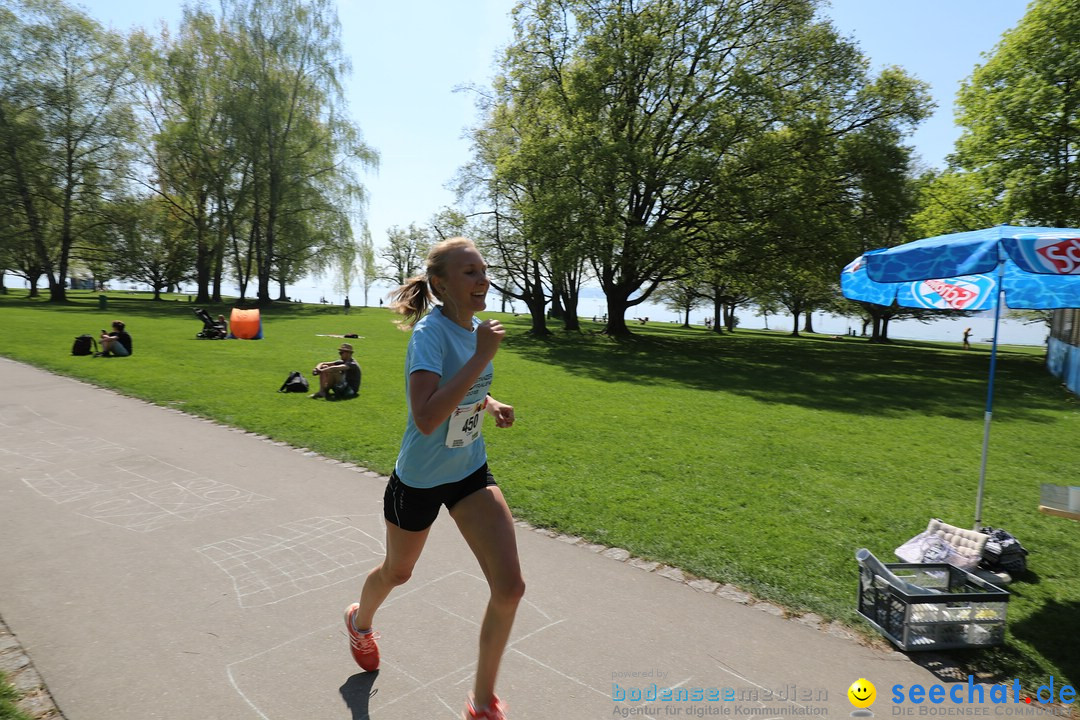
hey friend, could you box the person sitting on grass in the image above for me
[97,321,133,357]
[311,343,361,400]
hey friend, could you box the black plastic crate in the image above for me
[856,549,1009,651]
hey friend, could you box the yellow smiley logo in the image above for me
[848,678,876,709]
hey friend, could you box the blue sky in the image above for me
[83,0,1030,250]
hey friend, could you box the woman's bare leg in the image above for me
[355,521,430,630]
[449,486,525,709]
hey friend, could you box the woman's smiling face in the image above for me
[435,245,489,322]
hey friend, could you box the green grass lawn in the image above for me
[1,289,1078,691]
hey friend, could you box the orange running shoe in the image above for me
[463,694,507,719]
[343,603,380,671]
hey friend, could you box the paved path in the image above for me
[0,358,987,720]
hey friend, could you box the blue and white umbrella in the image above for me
[841,225,1080,528]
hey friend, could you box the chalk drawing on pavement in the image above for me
[198,516,386,607]
[7,406,272,532]
[224,570,599,720]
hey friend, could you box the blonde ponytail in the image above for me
[388,275,433,329]
[388,236,478,329]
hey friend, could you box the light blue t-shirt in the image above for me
[394,306,494,488]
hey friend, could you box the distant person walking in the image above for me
[343,237,521,720]
[963,327,972,350]
[344,296,351,315]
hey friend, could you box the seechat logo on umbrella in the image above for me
[909,276,994,310]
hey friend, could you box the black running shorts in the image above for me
[383,463,497,532]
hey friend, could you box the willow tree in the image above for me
[0,0,134,302]
[358,229,377,306]
[132,8,238,304]
[222,0,375,305]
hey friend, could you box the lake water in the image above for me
[300,280,1048,347]
[34,274,1041,348]
[555,290,1048,347]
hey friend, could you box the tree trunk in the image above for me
[803,312,815,334]
[47,275,67,303]
[527,299,550,336]
[212,222,225,303]
[870,314,882,342]
[604,294,633,336]
[258,158,280,307]
[2,110,58,302]
[196,243,212,304]
[549,288,565,320]
[562,290,581,332]
[195,195,212,304]
[724,302,736,332]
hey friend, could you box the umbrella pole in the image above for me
[974,265,1006,530]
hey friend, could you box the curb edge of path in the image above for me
[1,613,63,720]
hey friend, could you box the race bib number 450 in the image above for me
[445,398,487,449]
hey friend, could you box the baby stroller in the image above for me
[194,308,228,339]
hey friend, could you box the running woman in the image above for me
[344,237,523,720]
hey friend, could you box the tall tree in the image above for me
[910,170,1008,237]
[132,8,235,305]
[333,239,356,304]
[108,196,195,300]
[656,279,705,328]
[458,87,557,335]
[380,224,430,285]
[222,0,375,305]
[0,0,135,302]
[484,0,931,335]
[358,228,376,307]
[953,0,1080,227]
[741,62,929,339]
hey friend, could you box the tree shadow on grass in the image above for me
[1008,599,1080,687]
[503,329,1069,423]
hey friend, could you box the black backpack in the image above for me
[72,334,97,356]
[278,370,309,393]
[980,527,1029,575]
